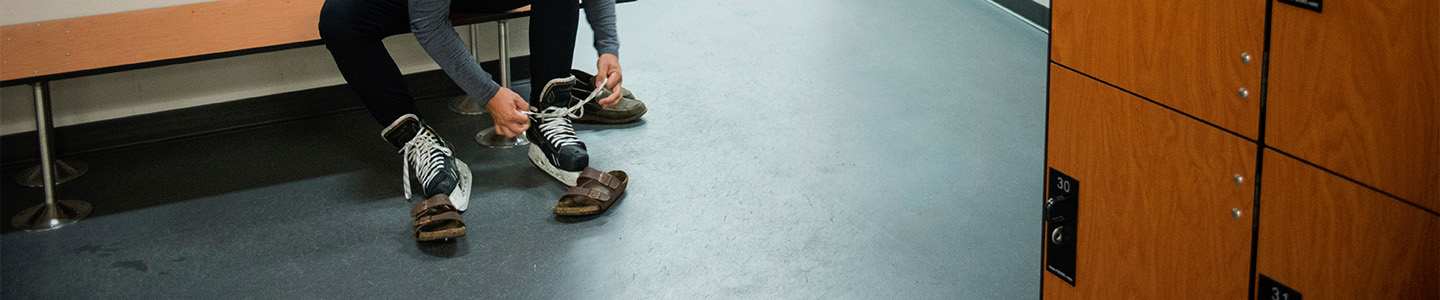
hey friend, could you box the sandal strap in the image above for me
[578,167,605,186]
[410,196,458,218]
[578,168,621,189]
[413,210,464,229]
[565,185,613,202]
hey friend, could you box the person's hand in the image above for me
[485,87,530,137]
[596,53,623,108]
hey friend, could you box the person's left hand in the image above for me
[596,54,623,108]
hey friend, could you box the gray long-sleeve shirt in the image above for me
[409,0,619,105]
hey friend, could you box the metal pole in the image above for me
[498,19,510,88]
[34,82,56,204]
[14,81,88,186]
[471,23,482,62]
[448,24,488,115]
[13,82,91,231]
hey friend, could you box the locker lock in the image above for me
[1051,226,1066,245]
[1046,195,1075,223]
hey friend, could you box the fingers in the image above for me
[599,90,622,108]
[511,96,530,112]
[593,54,624,109]
[509,111,529,133]
[603,72,622,91]
[484,88,531,137]
[493,122,513,137]
[492,109,528,138]
[598,70,622,108]
[596,54,622,91]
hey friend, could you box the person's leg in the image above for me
[319,0,416,125]
[520,0,588,183]
[320,0,472,241]
[527,0,581,103]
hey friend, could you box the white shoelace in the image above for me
[530,79,608,148]
[399,131,452,200]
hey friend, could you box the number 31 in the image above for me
[1271,287,1289,300]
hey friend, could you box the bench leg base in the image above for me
[474,126,528,148]
[11,199,91,231]
[447,95,488,115]
[14,159,88,187]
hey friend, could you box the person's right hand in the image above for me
[485,87,530,137]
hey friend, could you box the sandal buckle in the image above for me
[596,174,617,188]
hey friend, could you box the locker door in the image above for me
[1256,150,1440,299]
[1044,64,1255,299]
[1266,0,1440,205]
[1050,0,1265,138]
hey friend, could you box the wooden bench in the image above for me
[0,0,533,230]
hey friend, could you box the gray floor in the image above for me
[1,0,1049,298]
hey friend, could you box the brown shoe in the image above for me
[570,69,647,124]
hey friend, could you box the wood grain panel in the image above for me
[1051,0,1265,138]
[1266,0,1440,206]
[1043,64,1255,299]
[0,0,326,82]
[1257,150,1440,299]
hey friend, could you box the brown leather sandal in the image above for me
[411,194,467,241]
[553,168,629,216]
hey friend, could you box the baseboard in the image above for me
[0,55,528,167]
[990,0,1050,32]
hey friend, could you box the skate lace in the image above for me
[530,79,608,148]
[399,131,452,200]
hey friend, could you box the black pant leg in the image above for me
[527,0,580,103]
[319,0,418,125]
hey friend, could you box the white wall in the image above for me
[1033,0,1049,8]
[0,0,529,135]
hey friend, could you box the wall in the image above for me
[990,0,1049,30]
[0,0,530,135]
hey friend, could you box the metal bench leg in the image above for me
[497,19,511,88]
[476,19,528,148]
[12,82,91,231]
[15,158,88,187]
[14,82,89,187]
[447,24,489,115]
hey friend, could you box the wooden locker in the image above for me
[1050,0,1265,138]
[1044,64,1255,299]
[1266,0,1440,206]
[1255,150,1440,299]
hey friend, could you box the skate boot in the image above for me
[382,114,473,211]
[526,76,592,186]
